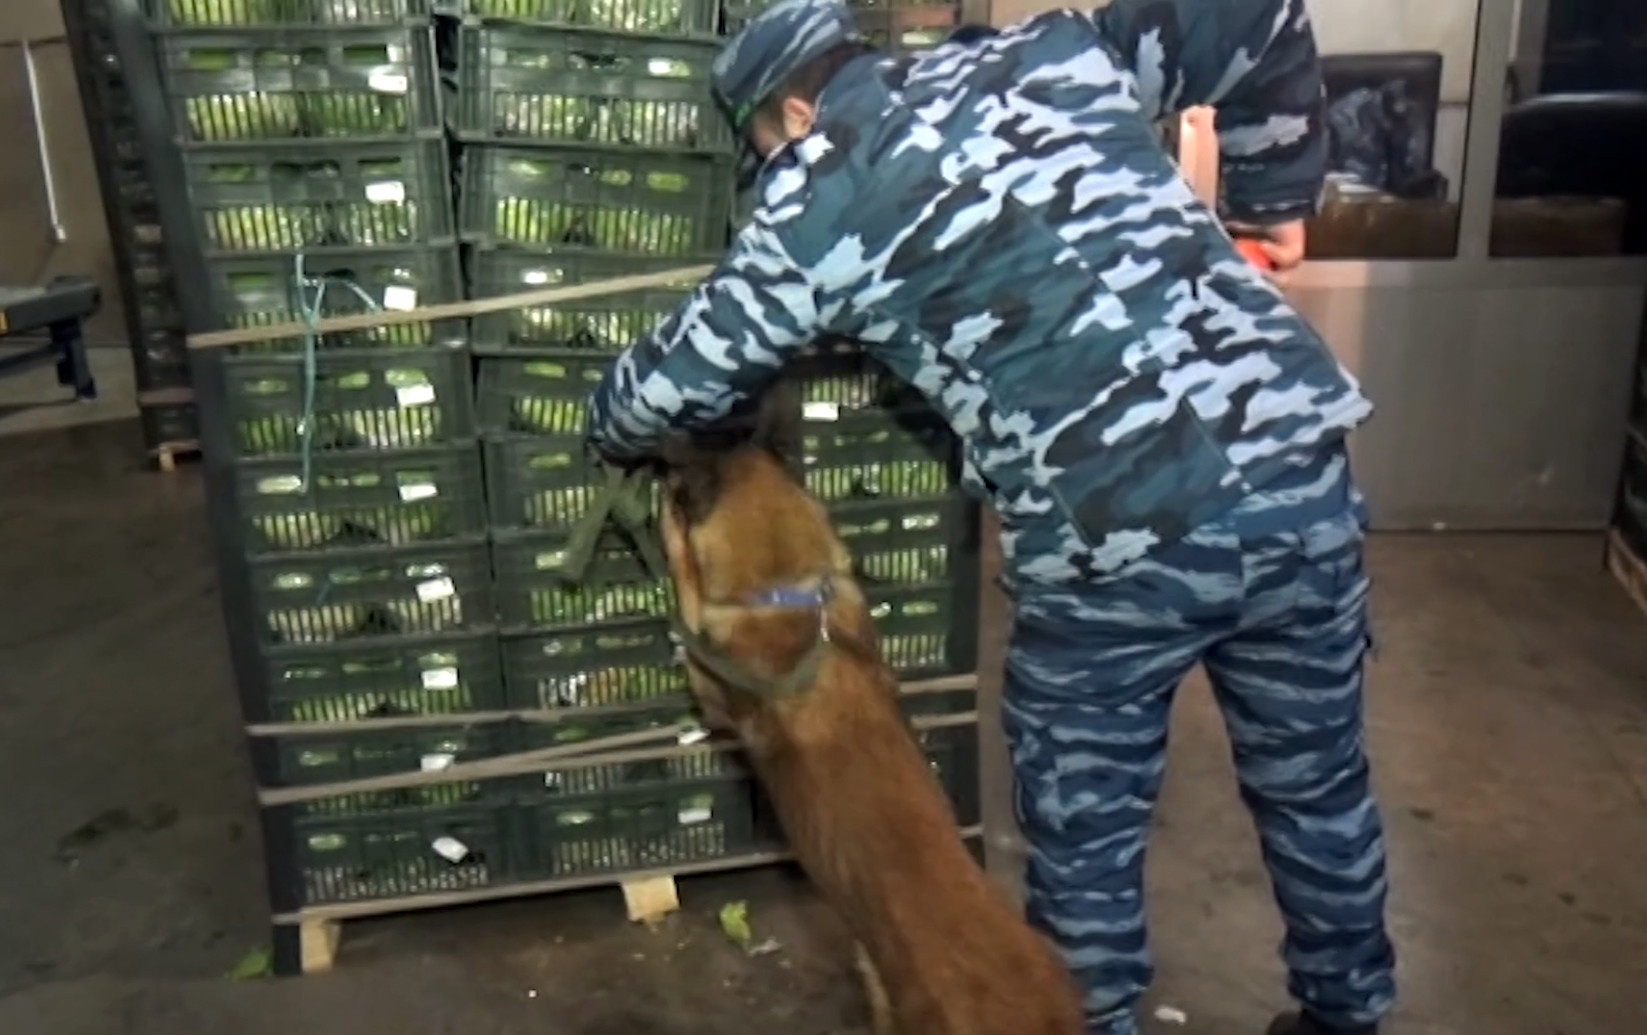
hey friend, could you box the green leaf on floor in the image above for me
[226,947,273,980]
[718,900,752,950]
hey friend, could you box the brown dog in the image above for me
[655,388,1085,1035]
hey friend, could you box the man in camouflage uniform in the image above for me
[583,1,1397,1032]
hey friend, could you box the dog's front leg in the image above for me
[855,941,895,1035]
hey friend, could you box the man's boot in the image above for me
[1265,1010,1378,1035]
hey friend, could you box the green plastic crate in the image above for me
[262,632,506,723]
[796,345,931,418]
[222,348,475,458]
[456,27,728,152]
[461,144,733,254]
[207,246,465,351]
[185,138,455,253]
[720,0,772,31]
[916,718,980,827]
[272,721,518,816]
[235,445,489,553]
[291,800,517,904]
[468,250,707,352]
[851,0,958,51]
[832,496,962,588]
[150,0,430,27]
[499,620,689,710]
[520,708,733,796]
[492,528,675,631]
[474,352,609,433]
[518,776,755,877]
[159,26,441,143]
[249,539,495,646]
[802,416,956,502]
[866,582,965,678]
[482,434,664,530]
[462,0,718,36]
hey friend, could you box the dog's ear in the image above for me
[752,376,806,481]
[659,429,723,524]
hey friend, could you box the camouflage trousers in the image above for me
[1002,444,1396,1034]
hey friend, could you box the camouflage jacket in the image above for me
[585,0,1375,584]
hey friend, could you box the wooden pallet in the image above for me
[1606,528,1647,619]
[152,438,200,473]
[276,830,984,975]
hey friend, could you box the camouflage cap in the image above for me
[712,0,864,134]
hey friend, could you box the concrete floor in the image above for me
[2,418,1646,1035]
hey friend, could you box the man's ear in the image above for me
[752,376,805,481]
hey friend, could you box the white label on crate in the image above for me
[678,805,713,825]
[422,666,460,691]
[431,836,469,863]
[383,285,419,312]
[420,752,455,772]
[369,71,409,95]
[416,576,456,603]
[365,179,407,204]
[803,401,840,422]
[399,481,439,502]
[678,727,709,746]
[396,382,437,407]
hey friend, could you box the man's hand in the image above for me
[1227,218,1308,272]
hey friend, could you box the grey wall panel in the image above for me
[1291,277,1646,529]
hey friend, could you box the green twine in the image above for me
[290,252,383,493]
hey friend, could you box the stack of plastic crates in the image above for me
[141,0,513,918]
[448,0,763,887]
[62,0,200,457]
[785,341,984,829]
[451,0,733,313]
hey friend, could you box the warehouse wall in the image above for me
[0,1,141,432]
[0,4,128,345]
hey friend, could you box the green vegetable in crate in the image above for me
[209,195,316,251]
[312,0,395,24]
[584,0,687,32]
[373,502,443,544]
[168,0,277,25]
[250,473,343,549]
[181,51,303,140]
[501,94,594,141]
[337,368,442,448]
[529,485,591,527]
[860,546,948,584]
[341,467,446,544]
[238,414,310,454]
[511,362,585,432]
[513,301,593,347]
[385,562,464,633]
[607,99,700,150]
[476,0,562,17]
[526,548,670,625]
[266,572,367,643]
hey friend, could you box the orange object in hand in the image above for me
[1234,237,1275,271]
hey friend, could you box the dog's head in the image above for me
[656,375,848,616]
[657,377,806,528]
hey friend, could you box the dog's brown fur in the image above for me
[656,387,1085,1035]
